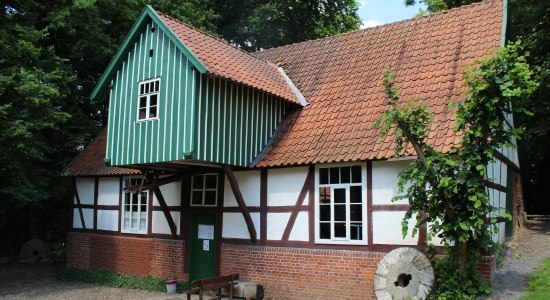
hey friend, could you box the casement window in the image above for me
[137,78,160,121]
[122,178,149,234]
[191,174,218,207]
[316,165,366,244]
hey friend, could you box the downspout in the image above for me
[500,0,508,47]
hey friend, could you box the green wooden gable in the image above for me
[96,6,292,168]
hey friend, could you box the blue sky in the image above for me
[357,0,427,28]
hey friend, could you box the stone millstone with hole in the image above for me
[374,247,434,300]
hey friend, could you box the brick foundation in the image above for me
[66,232,186,282]
[220,244,385,300]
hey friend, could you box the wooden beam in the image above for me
[152,187,178,238]
[93,177,99,230]
[260,169,267,245]
[222,165,257,243]
[72,178,87,230]
[282,166,314,241]
[484,180,507,193]
[493,150,520,173]
[124,171,202,193]
[367,161,373,245]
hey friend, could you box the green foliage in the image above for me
[215,0,361,51]
[57,268,189,292]
[404,0,481,13]
[428,256,492,300]
[521,257,550,300]
[376,41,537,283]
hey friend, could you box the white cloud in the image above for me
[361,19,382,29]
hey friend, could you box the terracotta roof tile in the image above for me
[61,129,140,177]
[252,0,503,167]
[157,12,301,105]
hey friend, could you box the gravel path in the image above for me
[0,264,226,300]
[490,218,550,300]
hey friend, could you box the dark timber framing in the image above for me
[152,187,178,238]
[260,169,268,245]
[222,165,257,243]
[282,165,314,241]
[72,178,87,229]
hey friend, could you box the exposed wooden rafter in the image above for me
[222,165,257,243]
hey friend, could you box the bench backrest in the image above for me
[191,274,240,290]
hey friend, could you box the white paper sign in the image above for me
[203,240,210,251]
[198,224,214,240]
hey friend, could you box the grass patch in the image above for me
[521,257,550,300]
[56,268,189,292]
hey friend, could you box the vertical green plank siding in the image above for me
[195,75,291,167]
[106,20,195,166]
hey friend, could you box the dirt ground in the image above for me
[490,218,550,300]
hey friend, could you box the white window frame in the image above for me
[121,178,149,234]
[190,174,218,207]
[137,78,160,121]
[314,163,368,245]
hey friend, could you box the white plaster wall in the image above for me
[97,210,118,231]
[372,211,418,245]
[372,160,410,205]
[73,208,94,229]
[289,212,309,241]
[98,177,119,206]
[222,212,260,239]
[153,181,181,206]
[75,178,95,205]
[267,167,309,206]
[266,212,291,240]
[152,211,181,234]
[73,208,83,228]
[223,170,261,207]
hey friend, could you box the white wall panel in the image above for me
[153,181,181,206]
[223,170,261,207]
[372,211,417,245]
[97,210,118,231]
[152,211,180,234]
[73,208,83,229]
[289,212,309,241]
[98,177,119,206]
[75,178,95,205]
[267,167,309,206]
[372,161,410,205]
[222,212,260,239]
[266,212,291,240]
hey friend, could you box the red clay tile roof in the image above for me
[62,129,140,176]
[158,12,302,105]
[252,0,503,167]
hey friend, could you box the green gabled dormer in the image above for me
[93,6,305,168]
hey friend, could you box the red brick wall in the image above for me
[475,254,496,283]
[220,244,385,300]
[66,232,186,282]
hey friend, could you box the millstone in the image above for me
[374,247,434,300]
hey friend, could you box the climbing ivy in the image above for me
[376,41,538,277]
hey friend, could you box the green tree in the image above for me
[376,41,537,279]
[404,0,481,13]
[215,0,361,51]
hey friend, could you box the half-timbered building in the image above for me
[62,1,521,299]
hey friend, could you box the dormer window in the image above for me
[138,78,160,121]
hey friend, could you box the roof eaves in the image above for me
[90,5,208,101]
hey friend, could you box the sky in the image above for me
[357,0,428,28]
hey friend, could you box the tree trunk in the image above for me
[456,240,468,274]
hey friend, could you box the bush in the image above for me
[56,268,189,292]
[428,257,492,300]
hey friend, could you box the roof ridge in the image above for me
[255,0,496,54]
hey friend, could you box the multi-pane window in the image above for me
[317,165,365,243]
[122,179,148,234]
[138,78,160,120]
[191,174,218,206]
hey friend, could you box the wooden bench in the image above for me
[186,274,239,300]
